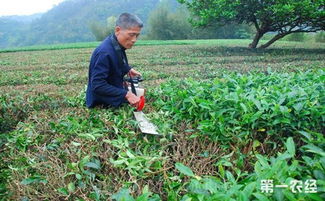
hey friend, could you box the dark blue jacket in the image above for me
[86,34,131,108]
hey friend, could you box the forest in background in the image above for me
[0,0,255,48]
[0,0,161,48]
[1,0,323,49]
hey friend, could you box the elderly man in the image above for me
[86,13,142,108]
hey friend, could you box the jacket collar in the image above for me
[112,34,126,51]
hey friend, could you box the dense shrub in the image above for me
[154,70,324,142]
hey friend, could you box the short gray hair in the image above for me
[116,13,143,29]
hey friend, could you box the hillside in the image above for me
[0,14,42,48]
[0,0,163,48]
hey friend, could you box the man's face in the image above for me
[115,26,141,49]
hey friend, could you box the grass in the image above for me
[0,39,324,200]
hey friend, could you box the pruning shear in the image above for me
[125,74,160,135]
[125,74,145,111]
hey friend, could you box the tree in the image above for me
[147,1,192,40]
[191,22,254,39]
[89,16,116,41]
[146,0,252,40]
[106,16,117,35]
[89,21,109,41]
[178,0,325,48]
[147,1,173,40]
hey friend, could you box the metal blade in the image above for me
[133,111,160,135]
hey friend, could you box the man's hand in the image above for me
[129,68,142,77]
[125,91,140,107]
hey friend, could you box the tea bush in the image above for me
[153,70,324,143]
[1,40,324,200]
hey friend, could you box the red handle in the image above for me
[136,96,145,111]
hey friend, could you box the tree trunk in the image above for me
[249,31,264,48]
[259,33,287,48]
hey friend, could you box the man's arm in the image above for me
[90,53,140,107]
[91,54,127,98]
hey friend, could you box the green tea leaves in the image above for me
[21,176,48,185]
[153,70,324,143]
[175,163,195,177]
[285,137,295,157]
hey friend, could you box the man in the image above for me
[86,13,143,108]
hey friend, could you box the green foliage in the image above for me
[189,22,254,40]
[315,31,325,43]
[147,1,192,40]
[146,0,253,40]
[0,95,29,133]
[89,16,117,41]
[21,175,48,185]
[0,0,161,48]
[153,70,324,142]
[178,0,325,48]
[168,137,325,201]
[285,33,306,42]
[175,163,195,177]
[106,16,117,34]
[1,40,324,200]
[112,186,161,201]
[105,137,166,178]
[89,21,110,41]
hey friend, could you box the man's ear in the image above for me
[115,26,121,35]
